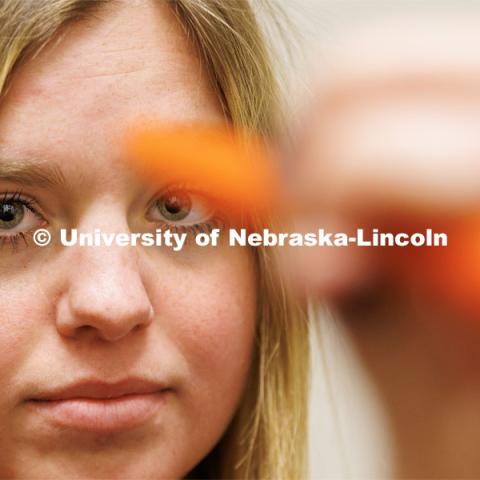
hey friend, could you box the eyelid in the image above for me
[145,183,215,215]
[145,183,218,226]
[1,190,45,219]
[0,191,48,252]
[147,183,216,205]
[0,190,48,233]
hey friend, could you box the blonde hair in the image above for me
[0,1,310,478]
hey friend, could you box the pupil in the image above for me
[164,196,183,214]
[0,202,24,229]
[157,192,192,221]
[1,203,17,222]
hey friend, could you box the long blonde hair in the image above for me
[0,1,310,478]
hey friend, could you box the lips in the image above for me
[27,378,171,433]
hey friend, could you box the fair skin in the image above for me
[0,1,256,478]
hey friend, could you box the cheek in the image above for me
[148,246,257,405]
[0,269,51,401]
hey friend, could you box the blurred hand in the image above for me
[284,13,480,479]
[285,12,480,308]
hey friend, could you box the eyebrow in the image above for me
[0,159,67,189]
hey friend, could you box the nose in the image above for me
[56,228,154,343]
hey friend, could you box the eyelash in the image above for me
[0,190,46,252]
[0,186,225,253]
[148,184,226,235]
[157,219,225,235]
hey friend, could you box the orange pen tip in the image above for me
[123,122,279,225]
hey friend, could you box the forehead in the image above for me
[0,0,222,174]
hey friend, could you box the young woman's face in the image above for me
[0,1,256,478]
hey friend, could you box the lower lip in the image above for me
[27,391,170,433]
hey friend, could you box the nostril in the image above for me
[54,246,155,342]
[133,323,146,333]
[78,325,93,335]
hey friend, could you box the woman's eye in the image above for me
[156,191,192,222]
[0,201,25,229]
[147,189,215,225]
[0,197,44,235]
